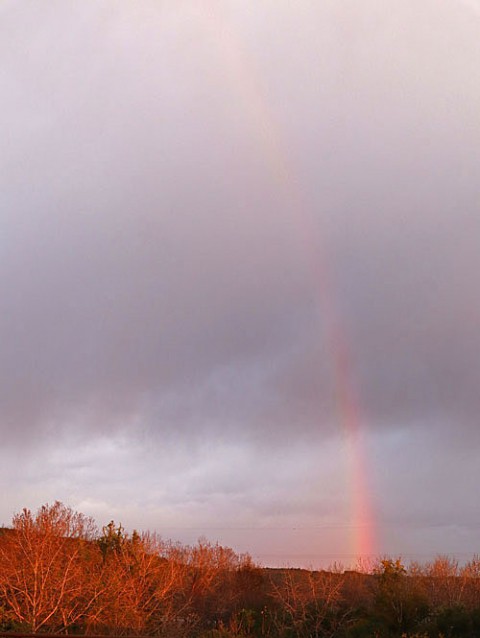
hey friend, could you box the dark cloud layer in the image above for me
[1,0,480,564]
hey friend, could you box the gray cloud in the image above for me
[1,0,480,564]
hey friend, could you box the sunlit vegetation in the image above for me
[1,503,480,637]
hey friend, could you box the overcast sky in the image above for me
[1,0,480,568]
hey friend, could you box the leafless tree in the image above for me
[0,502,97,632]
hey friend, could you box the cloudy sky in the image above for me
[1,0,480,568]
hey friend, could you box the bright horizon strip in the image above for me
[199,5,377,563]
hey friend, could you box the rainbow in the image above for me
[198,6,377,563]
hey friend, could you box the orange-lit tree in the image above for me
[0,502,98,632]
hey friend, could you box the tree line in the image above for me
[1,502,480,638]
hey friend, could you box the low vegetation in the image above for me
[0,502,479,637]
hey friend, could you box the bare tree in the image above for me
[268,568,347,638]
[423,555,466,608]
[0,502,97,632]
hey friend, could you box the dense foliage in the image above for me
[1,503,479,637]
